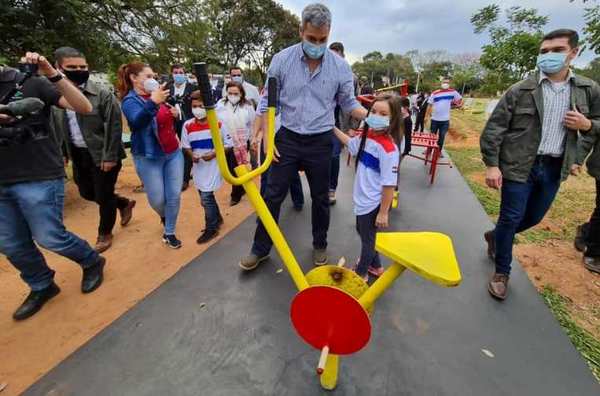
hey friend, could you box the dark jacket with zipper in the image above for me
[52,80,126,165]
[576,132,600,180]
[480,71,600,183]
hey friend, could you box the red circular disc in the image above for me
[290,285,371,355]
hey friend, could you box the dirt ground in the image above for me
[0,161,254,396]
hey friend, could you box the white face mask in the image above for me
[143,78,159,93]
[227,94,241,105]
[192,107,206,119]
[441,83,450,90]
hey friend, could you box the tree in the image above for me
[352,52,415,90]
[244,2,301,81]
[472,4,548,88]
[0,0,300,81]
[0,0,128,70]
[575,57,600,82]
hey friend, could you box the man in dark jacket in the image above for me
[573,132,600,273]
[168,64,197,190]
[480,29,600,300]
[52,47,135,253]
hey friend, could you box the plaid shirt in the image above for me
[537,71,573,156]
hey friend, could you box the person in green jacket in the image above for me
[573,132,600,273]
[480,29,600,300]
[52,47,136,253]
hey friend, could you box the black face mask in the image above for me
[63,70,89,86]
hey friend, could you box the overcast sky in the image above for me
[278,0,595,67]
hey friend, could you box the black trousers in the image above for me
[226,148,246,202]
[586,179,600,257]
[414,110,426,132]
[70,147,129,236]
[175,119,193,185]
[252,127,332,256]
[355,206,381,276]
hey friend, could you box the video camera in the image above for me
[0,64,48,146]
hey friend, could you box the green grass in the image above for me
[541,286,600,380]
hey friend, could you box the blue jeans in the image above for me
[0,179,99,291]
[199,191,222,232]
[134,150,184,235]
[430,120,450,150]
[493,156,563,274]
[330,135,342,192]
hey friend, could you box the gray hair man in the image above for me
[240,3,368,270]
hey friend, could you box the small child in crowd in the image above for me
[334,94,403,281]
[181,91,233,244]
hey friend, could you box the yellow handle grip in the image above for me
[206,107,275,186]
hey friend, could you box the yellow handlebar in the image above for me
[206,107,276,186]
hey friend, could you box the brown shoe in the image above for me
[119,200,136,226]
[94,234,113,253]
[239,253,269,271]
[484,230,495,260]
[583,256,600,274]
[488,272,509,300]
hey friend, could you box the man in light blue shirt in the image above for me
[241,3,368,270]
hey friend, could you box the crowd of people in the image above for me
[0,3,599,322]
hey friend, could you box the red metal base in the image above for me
[290,286,371,355]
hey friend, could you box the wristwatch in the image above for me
[47,73,63,83]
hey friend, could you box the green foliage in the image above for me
[472,4,548,90]
[584,5,600,55]
[352,52,415,90]
[541,286,600,380]
[574,58,600,83]
[0,0,299,79]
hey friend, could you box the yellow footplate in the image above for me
[375,232,462,287]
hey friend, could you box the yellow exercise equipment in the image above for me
[192,62,462,390]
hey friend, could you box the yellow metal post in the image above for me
[320,354,339,390]
[358,263,406,310]
[234,164,309,291]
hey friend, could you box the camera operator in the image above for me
[0,52,107,321]
[167,64,197,191]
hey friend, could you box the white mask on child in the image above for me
[192,108,206,119]
[228,95,241,105]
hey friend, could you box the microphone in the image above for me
[0,98,45,117]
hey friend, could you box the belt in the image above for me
[535,155,563,163]
[281,127,332,138]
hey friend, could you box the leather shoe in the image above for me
[94,234,113,253]
[119,200,136,226]
[584,256,600,274]
[484,230,495,260]
[488,272,509,300]
[82,256,106,294]
[13,282,61,321]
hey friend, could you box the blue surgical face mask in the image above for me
[537,52,568,75]
[366,114,390,131]
[302,39,327,59]
[173,74,186,85]
[231,76,243,83]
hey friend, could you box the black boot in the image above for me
[13,282,61,321]
[197,229,219,244]
[82,256,106,294]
